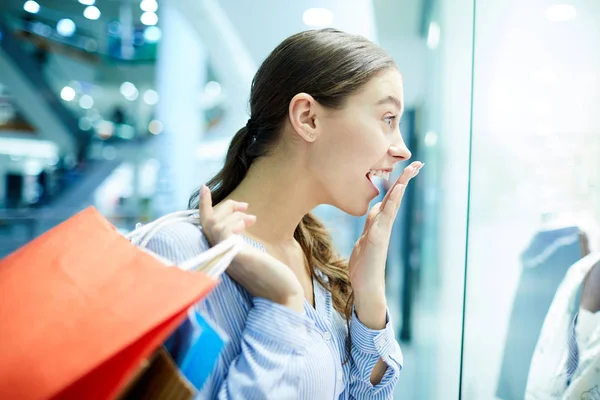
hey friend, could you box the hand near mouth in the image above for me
[348,161,424,329]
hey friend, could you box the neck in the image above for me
[225,155,323,245]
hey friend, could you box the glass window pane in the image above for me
[461,0,600,398]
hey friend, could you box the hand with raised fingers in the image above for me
[198,185,305,312]
[348,161,424,327]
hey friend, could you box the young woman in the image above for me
[147,28,423,399]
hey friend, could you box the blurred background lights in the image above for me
[78,117,93,131]
[79,94,94,109]
[143,89,159,105]
[120,82,139,101]
[148,120,163,135]
[83,6,101,20]
[302,8,333,27]
[60,86,76,101]
[23,1,40,14]
[56,19,76,37]
[143,26,161,42]
[140,0,158,13]
[424,131,438,147]
[141,11,158,26]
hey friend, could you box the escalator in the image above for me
[0,17,88,159]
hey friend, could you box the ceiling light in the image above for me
[79,95,94,109]
[143,26,161,42]
[140,0,158,13]
[302,8,333,27]
[60,86,76,101]
[56,19,76,37]
[143,89,159,105]
[83,6,101,20]
[78,0,95,5]
[23,1,40,14]
[545,4,577,21]
[427,22,441,49]
[140,11,158,26]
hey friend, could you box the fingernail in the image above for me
[412,168,420,178]
[200,184,208,196]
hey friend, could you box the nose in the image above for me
[388,136,411,163]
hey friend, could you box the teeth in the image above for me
[368,170,390,180]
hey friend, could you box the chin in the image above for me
[336,198,372,217]
[328,182,377,216]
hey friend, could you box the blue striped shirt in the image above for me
[146,221,403,399]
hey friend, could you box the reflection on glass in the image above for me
[461,0,600,398]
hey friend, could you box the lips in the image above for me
[365,173,380,195]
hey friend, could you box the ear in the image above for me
[288,93,319,143]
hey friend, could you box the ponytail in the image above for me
[188,126,254,209]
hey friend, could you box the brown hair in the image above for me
[189,28,396,348]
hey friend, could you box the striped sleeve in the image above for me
[143,222,313,399]
[348,308,403,399]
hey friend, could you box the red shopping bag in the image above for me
[0,207,217,400]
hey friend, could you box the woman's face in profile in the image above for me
[308,68,411,216]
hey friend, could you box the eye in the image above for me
[383,115,397,127]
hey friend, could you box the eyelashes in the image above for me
[384,116,401,128]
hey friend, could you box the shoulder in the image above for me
[141,218,253,306]
[143,220,210,265]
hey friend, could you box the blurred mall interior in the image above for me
[1,0,599,398]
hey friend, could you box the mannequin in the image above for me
[580,261,600,313]
[525,252,600,399]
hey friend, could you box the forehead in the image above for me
[349,69,404,108]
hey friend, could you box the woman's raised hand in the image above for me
[198,185,305,313]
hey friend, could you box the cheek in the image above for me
[345,125,389,169]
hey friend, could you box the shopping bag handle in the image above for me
[128,210,245,278]
[127,210,199,247]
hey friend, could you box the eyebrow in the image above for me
[376,95,402,110]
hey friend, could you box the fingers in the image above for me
[381,161,424,210]
[198,185,255,244]
[218,211,257,236]
[380,183,407,228]
[212,199,249,222]
[362,202,381,235]
[198,184,213,224]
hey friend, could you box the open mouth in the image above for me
[367,169,390,181]
[365,169,390,194]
